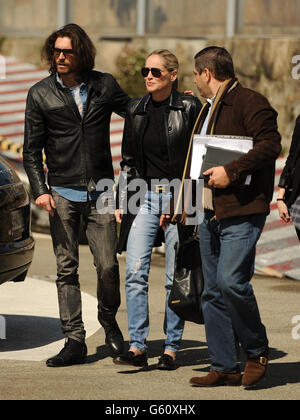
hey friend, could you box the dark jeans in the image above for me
[50,190,120,343]
[199,211,269,373]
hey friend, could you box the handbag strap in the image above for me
[193,225,199,239]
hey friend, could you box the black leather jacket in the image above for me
[278,115,300,207]
[23,71,129,199]
[120,90,202,183]
[117,90,202,253]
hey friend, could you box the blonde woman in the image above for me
[114,50,201,370]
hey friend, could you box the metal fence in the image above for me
[0,0,300,38]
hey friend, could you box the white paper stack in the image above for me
[190,134,253,183]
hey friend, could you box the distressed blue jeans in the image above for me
[199,211,269,373]
[125,191,185,353]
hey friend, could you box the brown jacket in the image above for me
[195,80,282,219]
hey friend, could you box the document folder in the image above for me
[190,135,253,181]
[200,145,245,178]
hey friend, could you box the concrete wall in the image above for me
[2,0,300,38]
[99,36,300,149]
[1,0,300,148]
[219,37,300,150]
[0,0,58,36]
[1,34,299,148]
[241,0,300,35]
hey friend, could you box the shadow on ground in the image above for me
[0,314,63,351]
[85,340,299,390]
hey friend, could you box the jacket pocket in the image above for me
[48,106,68,113]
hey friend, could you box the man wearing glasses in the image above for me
[23,23,130,367]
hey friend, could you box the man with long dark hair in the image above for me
[23,23,129,367]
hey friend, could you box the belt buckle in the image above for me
[259,356,268,366]
[155,184,166,193]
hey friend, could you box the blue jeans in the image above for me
[125,191,185,353]
[199,211,269,373]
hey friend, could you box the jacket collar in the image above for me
[196,78,239,135]
[219,78,240,105]
[87,71,101,94]
[134,89,185,115]
[53,72,90,91]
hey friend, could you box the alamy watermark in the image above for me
[291,315,300,340]
[0,315,6,340]
[0,55,6,79]
[291,55,300,80]
[95,174,204,226]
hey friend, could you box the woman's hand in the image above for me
[277,188,291,223]
[115,209,123,224]
[277,200,291,223]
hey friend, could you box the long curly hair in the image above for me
[41,23,96,76]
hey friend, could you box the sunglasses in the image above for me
[141,67,168,78]
[54,48,74,58]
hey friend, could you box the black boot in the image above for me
[98,311,124,356]
[46,338,87,367]
[104,321,124,356]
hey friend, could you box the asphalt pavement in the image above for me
[0,232,300,402]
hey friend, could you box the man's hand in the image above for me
[35,193,56,217]
[115,209,123,224]
[184,90,195,96]
[203,166,230,189]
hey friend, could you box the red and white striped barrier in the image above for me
[1,57,299,280]
[255,158,300,280]
[0,57,124,178]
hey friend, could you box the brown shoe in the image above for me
[242,350,269,388]
[190,370,242,387]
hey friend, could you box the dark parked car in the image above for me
[0,154,34,285]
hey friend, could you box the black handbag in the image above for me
[168,226,204,324]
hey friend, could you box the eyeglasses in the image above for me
[141,67,166,78]
[54,48,74,58]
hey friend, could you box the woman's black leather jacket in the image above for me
[117,90,202,253]
[120,90,202,186]
[279,115,300,207]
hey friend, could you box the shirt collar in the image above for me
[56,73,87,90]
[207,95,216,106]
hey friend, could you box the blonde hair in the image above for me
[147,49,179,90]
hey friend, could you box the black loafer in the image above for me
[113,350,148,368]
[46,338,87,367]
[157,354,177,370]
